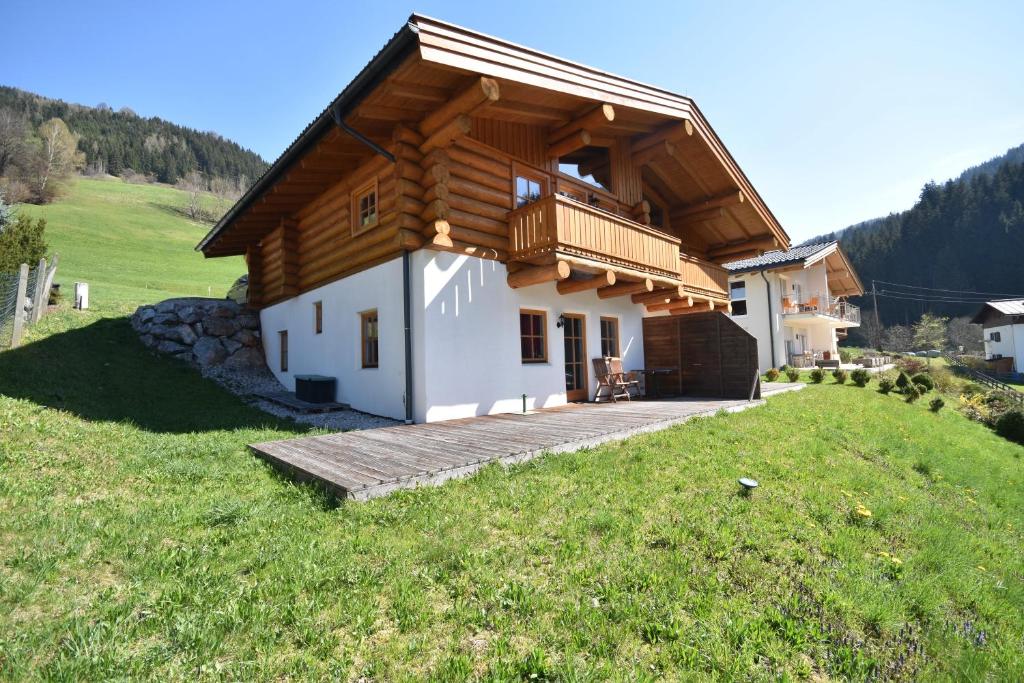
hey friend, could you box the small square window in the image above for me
[515,175,543,208]
[352,180,378,235]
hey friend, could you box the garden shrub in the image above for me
[896,357,926,375]
[958,394,990,423]
[785,368,800,382]
[765,368,780,382]
[850,369,871,387]
[994,409,1024,445]
[912,373,933,393]
[780,364,790,372]
[895,371,912,393]
[809,368,824,384]
[839,349,852,363]
[929,397,945,412]
[878,378,895,394]
[928,366,955,393]
[961,382,985,397]
[832,369,847,384]
[983,391,1019,426]
[904,383,921,403]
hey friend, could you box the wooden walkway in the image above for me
[250,384,804,500]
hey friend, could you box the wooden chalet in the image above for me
[198,14,791,423]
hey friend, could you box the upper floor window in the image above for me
[515,174,544,208]
[730,281,748,316]
[352,180,378,235]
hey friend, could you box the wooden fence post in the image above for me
[11,263,29,347]
[41,253,59,309]
[31,257,46,323]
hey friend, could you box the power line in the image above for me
[875,291,993,304]
[872,279,1024,298]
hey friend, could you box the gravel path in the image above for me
[202,365,400,431]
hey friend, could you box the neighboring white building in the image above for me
[722,242,863,371]
[970,299,1024,374]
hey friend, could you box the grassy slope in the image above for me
[17,177,243,310]
[1,307,1022,680]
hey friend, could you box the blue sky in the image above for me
[5,0,1023,242]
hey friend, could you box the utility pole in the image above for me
[872,280,880,328]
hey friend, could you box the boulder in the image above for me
[237,313,259,330]
[224,346,266,369]
[139,334,155,348]
[232,328,260,347]
[152,312,179,325]
[157,340,188,355]
[193,336,227,366]
[177,306,201,324]
[155,300,178,314]
[201,316,238,337]
[209,301,239,318]
[222,338,243,355]
[162,324,198,345]
[136,307,156,324]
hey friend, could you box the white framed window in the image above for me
[730,280,748,316]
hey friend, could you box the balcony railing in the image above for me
[782,291,861,324]
[679,253,729,299]
[508,194,681,280]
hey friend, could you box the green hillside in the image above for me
[17,177,243,311]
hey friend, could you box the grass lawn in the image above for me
[1,306,1022,680]
[16,176,243,310]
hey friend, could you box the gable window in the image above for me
[361,310,379,368]
[730,281,748,316]
[352,180,378,235]
[515,174,544,208]
[278,330,288,372]
[600,316,620,357]
[520,309,547,363]
[314,301,323,334]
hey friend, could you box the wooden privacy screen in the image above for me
[642,312,761,399]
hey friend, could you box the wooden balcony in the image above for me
[679,253,729,300]
[508,194,681,280]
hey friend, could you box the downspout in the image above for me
[403,249,414,424]
[759,270,777,368]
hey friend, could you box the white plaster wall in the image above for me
[411,251,645,423]
[983,323,1023,371]
[259,257,407,420]
[728,271,784,371]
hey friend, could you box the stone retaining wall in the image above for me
[131,297,265,369]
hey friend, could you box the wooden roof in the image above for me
[199,14,791,258]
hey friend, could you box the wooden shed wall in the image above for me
[642,312,761,399]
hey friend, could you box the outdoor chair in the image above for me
[593,356,640,402]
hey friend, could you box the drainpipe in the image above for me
[759,270,777,368]
[403,249,414,424]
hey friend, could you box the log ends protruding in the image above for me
[596,279,654,299]
[507,260,571,289]
[555,269,615,295]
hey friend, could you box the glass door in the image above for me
[563,314,587,402]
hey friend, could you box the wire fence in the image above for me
[0,259,55,350]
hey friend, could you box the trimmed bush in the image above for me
[904,383,921,403]
[765,368,780,382]
[895,371,912,393]
[878,378,895,394]
[785,368,800,382]
[912,373,934,393]
[839,349,852,363]
[780,364,791,372]
[994,410,1024,445]
[832,369,847,384]
[929,397,945,412]
[850,369,871,387]
[809,368,825,383]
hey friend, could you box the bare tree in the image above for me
[176,170,207,221]
[36,118,85,200]
[0,108,29,177]
[881,324,912,352]
[946,316,983,354]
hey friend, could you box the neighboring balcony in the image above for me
[782,292,861,326]
[507,193,729,300]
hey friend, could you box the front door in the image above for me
[563,313,587,401]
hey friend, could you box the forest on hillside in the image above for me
[0,86,267,187]
[811,152,1024,327]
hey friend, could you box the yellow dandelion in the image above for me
[977,565,986,572]
[841,490,853,498]
[877,551,890,558]
[855,506,873,518]
[891,557,903,566]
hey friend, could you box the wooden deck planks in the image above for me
[248,384,804,500]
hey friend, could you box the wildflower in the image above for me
[855,505,872,518]
[976,565,986,572]
[891,557,903,566]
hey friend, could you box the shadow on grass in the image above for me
[150,202,218,225]
[0,316,306,434]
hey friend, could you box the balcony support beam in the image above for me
[556,269,616,294]
[548,130,592,159]
[419,77,500,138]
[547,103,615,143]
[507,260,571,289]
[632,286,686,305]
[597,279,654,299]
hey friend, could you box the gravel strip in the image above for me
[201,365,399,431]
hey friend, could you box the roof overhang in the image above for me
[198,13,791,258]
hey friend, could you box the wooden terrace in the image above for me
[250,383,803,501]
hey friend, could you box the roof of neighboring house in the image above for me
[970,299,1024,324]
[722,241,864,297]
[196,13,791,258]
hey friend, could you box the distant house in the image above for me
[723,242,863,370]
[197,14,791,422]
[970,299,1024,374]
